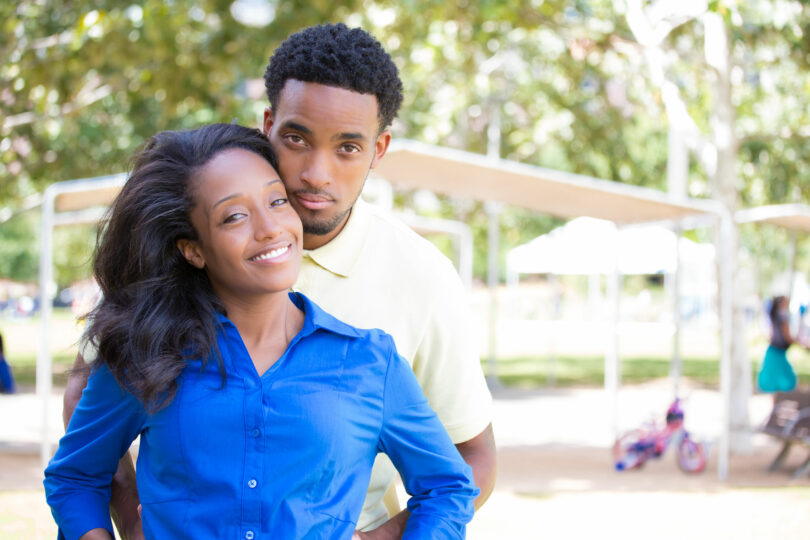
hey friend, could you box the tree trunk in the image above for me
[705,12,751,455]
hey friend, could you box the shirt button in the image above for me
[245,531,254,540]
[251,428,261,438]
[248,479,257,488]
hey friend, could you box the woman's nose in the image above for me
[254,208,283,240]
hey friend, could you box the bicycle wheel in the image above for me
[677,435,706,473]
[613,429,649,471]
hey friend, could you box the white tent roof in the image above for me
[736,204,810,232]
[375,140,718,225]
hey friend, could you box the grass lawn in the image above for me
[485,348,810,388]
[1,308,82,388]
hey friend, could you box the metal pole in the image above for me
[718,211,734,480]
[605,255,621,441]
[671,227,682,397]
[38,186,56,468]
[486,202,502,387]
[788,230,798,301]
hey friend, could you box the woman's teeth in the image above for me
[252,245,289,261]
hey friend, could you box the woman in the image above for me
[757,295,798,393]
[44,124,477,539]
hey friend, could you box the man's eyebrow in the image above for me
[331,131,365,142]
[281,120,365,142]
[280,121,312,135]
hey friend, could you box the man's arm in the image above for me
[455,423,496,509]
[64,353,144,540]
[355,424,496,540]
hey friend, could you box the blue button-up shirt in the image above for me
[45,293,477,539]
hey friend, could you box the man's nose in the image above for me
[300,151,331,190]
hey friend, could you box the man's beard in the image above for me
[301,206,351,236]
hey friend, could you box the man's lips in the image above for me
[294,192,335,211]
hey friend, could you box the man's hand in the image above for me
[352,510,409,540]
[353,424,496,539]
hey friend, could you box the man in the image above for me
[63,23,495,539]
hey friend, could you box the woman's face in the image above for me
[178,148,303,305]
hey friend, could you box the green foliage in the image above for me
[3,1,810,285]
[53,223,97,288]
[0,212,38,282]
[1,1,363,206]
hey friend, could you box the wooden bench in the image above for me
[759,390,810,478]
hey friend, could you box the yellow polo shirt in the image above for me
[294,197,492,531]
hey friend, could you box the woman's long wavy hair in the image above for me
[86,123,279,411]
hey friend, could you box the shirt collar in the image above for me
[215,291,363,341]
[302,197,371,278]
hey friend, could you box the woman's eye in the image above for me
[270,198,288,208]
[223,212,245,224]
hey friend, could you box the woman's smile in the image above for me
[248,243,292,263]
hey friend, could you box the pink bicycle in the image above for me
[613,398,707,473]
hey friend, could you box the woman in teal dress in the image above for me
[758,295,798,393]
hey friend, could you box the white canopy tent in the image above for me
[36,140,719,468]
[506,216,715,277]
[505,216,716,397]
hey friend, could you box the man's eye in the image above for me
[285,134,304,145]
[270,198,288,208]
[341,144,360,153]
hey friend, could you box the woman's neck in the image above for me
[217,290,303,375]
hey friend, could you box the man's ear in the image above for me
[263,107,274,137]
[176,239,205,269]
[370,130,391,170]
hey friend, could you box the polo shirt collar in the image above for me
[302,197,371,278]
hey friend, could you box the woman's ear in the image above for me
[176,239,205,269]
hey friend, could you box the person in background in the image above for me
[758,295,799,392]
[0,331,16,394]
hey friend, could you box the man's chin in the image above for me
[301,209,350,237]
[302,221,341,236]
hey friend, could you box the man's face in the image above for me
[263,80,391,250]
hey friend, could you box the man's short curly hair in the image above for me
[264,23,403,132]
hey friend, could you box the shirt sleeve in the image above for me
[412,254,492,444]
[377,338,479,539]
[44,363,147,540]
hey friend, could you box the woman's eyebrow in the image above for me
[212,179,282,209]
[213,193,241,209]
